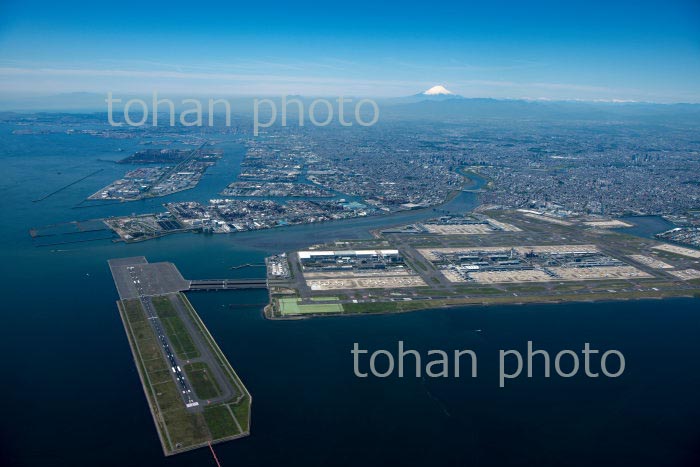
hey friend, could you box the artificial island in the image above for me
[263,209,700,318]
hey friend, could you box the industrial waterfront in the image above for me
[3,122,700,467]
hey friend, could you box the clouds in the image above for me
[1,0,699,103]
[0,56,697,103]
[0,64,424,96]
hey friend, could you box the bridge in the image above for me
[188,279,268,291]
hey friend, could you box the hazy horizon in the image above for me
[1,0,699,103]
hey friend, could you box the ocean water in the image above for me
[620,215,676,239]
[2,125,699,467]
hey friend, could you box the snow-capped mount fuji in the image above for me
[410,85,463,101]
[422,85,455,96]
[381,85,464,104]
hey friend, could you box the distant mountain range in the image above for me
[1,89,699,125]
[377,86,700,123]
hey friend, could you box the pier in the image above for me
[32,168,104,202]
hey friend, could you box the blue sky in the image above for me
[0,0,699,102]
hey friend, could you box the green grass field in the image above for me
[278,297,344,315]
[118,295,251,456]
[453,286,503,295]
[343,301,401,313]
[175,294,253,436]
[152,295,200,360]
[120,299,211,453]
[203,405,240,439]
[184,362,221,400]
[231,396,251,432]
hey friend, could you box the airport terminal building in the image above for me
[298,249,402,270]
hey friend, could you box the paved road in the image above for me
[110,257,242,410]
[126,266,199,410]
[167,293,237,406]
